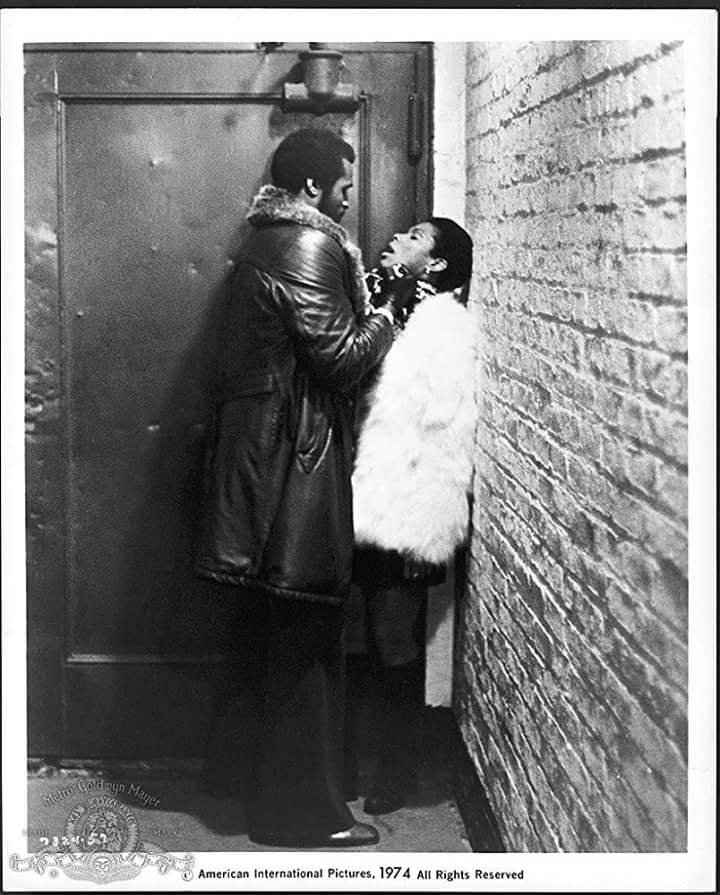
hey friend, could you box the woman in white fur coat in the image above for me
[347,218,477,815]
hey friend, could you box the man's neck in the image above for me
[294,189,323,215]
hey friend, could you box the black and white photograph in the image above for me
[1,7,716,892]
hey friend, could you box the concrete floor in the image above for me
[26,711,472,854]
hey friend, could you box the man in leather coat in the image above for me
[196,129,411,848]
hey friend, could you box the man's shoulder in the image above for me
[262,219,342,248]
[237,222,346,287]
[250,221,345,265]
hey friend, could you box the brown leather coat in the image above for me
[195,187,393,603]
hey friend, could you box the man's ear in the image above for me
[304,178,321,199]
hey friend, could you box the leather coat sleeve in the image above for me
[276,228,394,393]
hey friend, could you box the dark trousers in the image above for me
[205,590,353,841]
[344,577,427,798]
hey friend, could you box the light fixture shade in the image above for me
[282,44,360,114]
[299,47,343,101]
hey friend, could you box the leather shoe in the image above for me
[364,773,416,815]
[364,790,406,815]
[250,822,379,849]
[326,822,379,847]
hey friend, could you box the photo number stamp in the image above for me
[10,795,195,884]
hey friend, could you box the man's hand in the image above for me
[380,265,418,314]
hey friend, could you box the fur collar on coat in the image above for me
[247,185,371,312]
[352,291,477,564]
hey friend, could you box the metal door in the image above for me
[25,43,432,756]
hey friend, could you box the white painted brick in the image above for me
[459,39,687,855]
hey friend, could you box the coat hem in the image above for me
[195,563,344,606]
[354,532,461,567]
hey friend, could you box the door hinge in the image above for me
[407,93,425,162]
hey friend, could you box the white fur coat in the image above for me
[352,292,477,564]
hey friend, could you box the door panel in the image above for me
[25,44,432,755]
[63,100,309,659]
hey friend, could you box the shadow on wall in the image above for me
[115,217,259,741]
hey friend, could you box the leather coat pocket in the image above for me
[294,387,332,474]
[218,372,275,403]
[218,373,280,485]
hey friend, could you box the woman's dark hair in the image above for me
[271,128,355,193]
[428,217,473,295]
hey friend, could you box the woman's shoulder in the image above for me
[404,291,474,344]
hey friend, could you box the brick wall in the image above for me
[455,41,687,851]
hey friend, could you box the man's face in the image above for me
[318,158,353,223]
[378,221,439,277]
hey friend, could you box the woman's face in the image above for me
[378,221,439,277]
